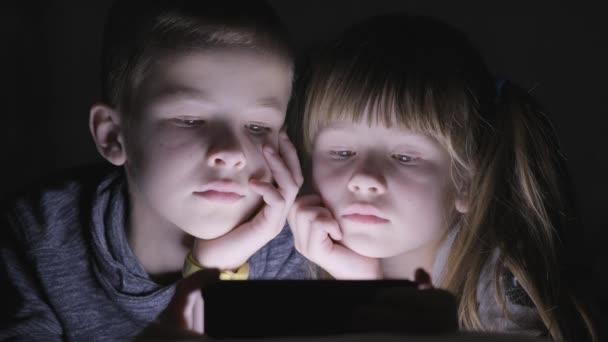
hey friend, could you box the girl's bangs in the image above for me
[303,62,464,151]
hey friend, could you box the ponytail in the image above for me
[494,81,596,341]
[443,80,597,341]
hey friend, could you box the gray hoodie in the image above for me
[0,166,306,341]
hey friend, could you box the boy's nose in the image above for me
[207,150,246,169]
[347,174,386,196]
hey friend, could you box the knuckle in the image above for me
[284,185,298,198]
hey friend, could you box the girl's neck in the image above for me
[127,192,192,283]
[381,239,443,282]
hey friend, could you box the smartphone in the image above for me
[202,280,458,338]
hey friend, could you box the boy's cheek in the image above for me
[248,162,273,184]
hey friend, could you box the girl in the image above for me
[288,14,597,341]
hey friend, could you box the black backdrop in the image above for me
[1,0,607,323]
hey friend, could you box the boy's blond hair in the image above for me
[101,0,293,116]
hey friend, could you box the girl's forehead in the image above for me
[317,120,426,141]
[318,113,413,134]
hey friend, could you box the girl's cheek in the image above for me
[312,164,335,194]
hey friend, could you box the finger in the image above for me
[249,180,285,228]
[183,289,201,331]
[188,270,218,334]
[288,194,323,225]
[163,284,196,329]
[181,289,198,331]
[192,290,204,334]
[278,132,304,188]
[294,193,323,208]
[249,179,283,207]
[315,216,343,241]
[296,206,333,225]
[162,269,219,329]
[414,268,433,289]
[292,208,311,252]
[293,206,321,252]
[294,207,334,254]
[308,220,336,258]
[263,145,298,198]
[294,206,332,240]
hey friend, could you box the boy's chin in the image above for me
[177,200,263,240]
[180,220,240,240]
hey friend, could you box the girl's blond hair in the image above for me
[293,15,597,341]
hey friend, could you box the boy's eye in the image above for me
[392,154,417,164]
[246,123,271,135]
[173,118,205,127]
[329,150,356,159]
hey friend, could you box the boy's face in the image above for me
[312,117,456,259]
[123,48,292,239]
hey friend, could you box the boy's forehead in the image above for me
[146,84,286,112]
[136,49,292,114]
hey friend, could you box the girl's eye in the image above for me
[392,154,417,164]
[173,118,205,127]
[246,123,272,136]
[329,150,356,159]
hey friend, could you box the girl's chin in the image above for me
[340,236,397,259]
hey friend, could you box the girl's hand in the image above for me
[192,132,303,271]
[288,194,382,279]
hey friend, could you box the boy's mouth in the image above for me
[194,181,245,203]
[194,190,244,203]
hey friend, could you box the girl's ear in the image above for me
[89,103,127,166]
[455,192,469,214]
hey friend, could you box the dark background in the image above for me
[1,0,606,321]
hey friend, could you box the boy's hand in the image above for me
[135,269,220,340]
[193,132,303,271]
[288,194,382,280]
[246,132,304,239]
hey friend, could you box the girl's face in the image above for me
[312,118,459,259]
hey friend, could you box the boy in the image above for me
[0,0,304,340]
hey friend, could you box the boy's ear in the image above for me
[89,103,127,166]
